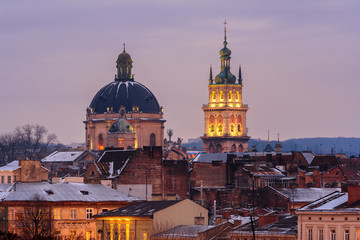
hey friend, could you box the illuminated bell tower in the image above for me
[201,22,250,153]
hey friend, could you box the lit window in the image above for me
[229,90,232,101]
[217,124,223,136]
[220,91,224,101]
[54,209,61,220]
[86,208,93,219]
[357,229,360,240]
[70,230,76,240]
[212,92,216,102]
[143,232,148,240]
[86,231,93,240]
[70,209,77,220]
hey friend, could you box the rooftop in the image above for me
[95,200,182,217]
[271,187,340,203]
[41,151,85,163]
[1,182,138,202]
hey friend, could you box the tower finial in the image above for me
[123,43,126,52]
[210,64,213,80]
[224,19,227,41]
[277,132,280,142]
[238,65,243,85]
[267,130,270,144]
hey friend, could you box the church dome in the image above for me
[109,118,134,133]
[89,80,161,114]
[89,49,161,114]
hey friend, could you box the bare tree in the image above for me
[0,124,57,163]
[0,133,18,164]
[15,194,53,240]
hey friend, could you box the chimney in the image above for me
[347,185,360,205]
[258,215,279,228]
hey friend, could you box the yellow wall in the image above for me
[153,199,208,233]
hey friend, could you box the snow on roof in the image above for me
[273,187,340,202]
[2,182,138,202]
[0,160,19,171]
[152,225,216,238]
[193,152,292,163]
[302,152,315,164]
[298,191,350,211]
[41,151,84,163]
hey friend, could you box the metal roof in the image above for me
[0,160,19,171]
[41,151,85,163]
[2,182,138,202]
[95,200,182,217]
[193,152,292,163]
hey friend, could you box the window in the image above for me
[209,144,214,153]
[98,134,104,150]
[70,230,76,240]
[86,208,93,219]
[70,209,77,220]
[330,230,335,240]
[86,231,93,240]
[102,208,108,213]
[150,133,156,147]
[307,229,312,240]
[217,124,223,135]
[54,209,61,220]
[8,209,14,220]
[143,232,148,240]
[1,176,4,183]
[344,230,350,240]
[318,229,323,240]
[7,176,11,183]
[357,229,360,240]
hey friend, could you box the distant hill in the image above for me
[184,137,360,157]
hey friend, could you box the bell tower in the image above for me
[201,22,250,153]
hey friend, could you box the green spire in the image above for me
[215,21,236,84]
[238,65,243,85]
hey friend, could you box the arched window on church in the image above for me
[236,91,240,102]
[237,115,243,135]
[209,144,214,153]
[239,144,243,152]
[216,144,222,153]
[231,144,236,152]
[217,124,223,136]
[98,134,104,150]
[212,92,216,102]
[220,91,224,101]
[217,115,223,124]
[150,133,156,147]
[229,90,233,101]
[230,115,236,136]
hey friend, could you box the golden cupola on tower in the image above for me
[201,23,250,153]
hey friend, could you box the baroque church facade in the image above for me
[84,48,165,151]
[201,26,250,153]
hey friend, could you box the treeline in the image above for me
[0,124,57,164]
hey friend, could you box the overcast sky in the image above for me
[1,0,359,145]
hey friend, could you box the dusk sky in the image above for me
[1,1,359,145]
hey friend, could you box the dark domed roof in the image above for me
[89,80,161,114]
